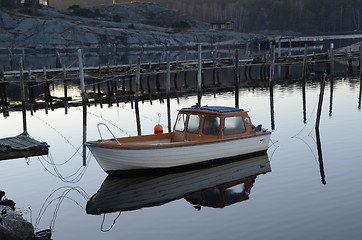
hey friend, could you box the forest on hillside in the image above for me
[124,0,362,34]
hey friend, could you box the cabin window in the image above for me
[187,114,201,133]
[174,113,186,132]
[224,116,246,135]
[202,116,221,135]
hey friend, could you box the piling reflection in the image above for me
[315,128,326,185]
[329,77,334,116]
[359,77,362,110]
[269,81,275,130]
[302,78,307,123]
[86,154,271,215]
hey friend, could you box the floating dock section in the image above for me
[0,133,49,160]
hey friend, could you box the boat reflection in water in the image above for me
[86,154,271,215]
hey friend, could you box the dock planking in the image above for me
[0,132,49,160]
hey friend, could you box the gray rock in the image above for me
[0,205,34,240]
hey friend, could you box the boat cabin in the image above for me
[172,106,261,142]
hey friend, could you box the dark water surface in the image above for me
[1,76,362,239]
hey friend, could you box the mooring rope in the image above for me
[101,212,122,232]
[34,186,89,231]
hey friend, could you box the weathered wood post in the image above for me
[8,48,14,71]
[197,43,202,107]
[302,44,308,80]
[135,58,142,136]
[63,65,68,114]
[43,67,49,114]
[20,58,27,133]
[269,45,275,82]
[234,49,240,108]
[330,43,335,76]
[166,58,172,133]
[359,44,362,110]
[27,68,35,116]
[269,45,275,130]
[56,51,62,68]
[78,49,87,166]
[245,42,249,57]
[147,62,153,105]
[277,38,281,76]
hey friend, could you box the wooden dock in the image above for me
[0,133,49,160]
[0,43,361,115]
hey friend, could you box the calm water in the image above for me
[1,75,362,239]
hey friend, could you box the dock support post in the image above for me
[166,58,171,133]
[78,49,87,166]
[234,49,240,108]
[135,57,142,136]
[269,45,275,82]
[277,39,281,77]
[330,43,335,76]
[302,44,308,80]
[78,49,86,98]
[197,43,202,107]
[20,58,27,133]
[359,44,362,110]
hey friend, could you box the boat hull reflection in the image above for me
[86,154,271,215]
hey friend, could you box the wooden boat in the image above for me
[87,106,271,174]
[86,154,271,215]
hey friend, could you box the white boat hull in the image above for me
[87,133,271,173]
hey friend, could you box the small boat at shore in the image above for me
[87,106,271,174]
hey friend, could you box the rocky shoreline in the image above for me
[0,191,51,240]
[0,2,263,50]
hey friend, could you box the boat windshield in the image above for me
[224,116,246,135]
[187,114,201,134]
[174,113,186,132]
[202,116,221,135]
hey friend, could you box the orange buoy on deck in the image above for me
[154,124,163,134]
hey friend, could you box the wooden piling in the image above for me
[330,43,335,76]
[166,58,171,133]
[20,58,27,133]
[43,67,49,114]
[234,49,240,108]
[135,58,142,136]
[78,49,86,98]
[28,68,35,116]
[269,45,275,82]
[302,44,308,80]
[147,62,153,105]
[359,44,362,110]
[8,48,14,71]
[197,44,202,107]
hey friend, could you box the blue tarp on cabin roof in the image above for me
[182,106,244,113]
